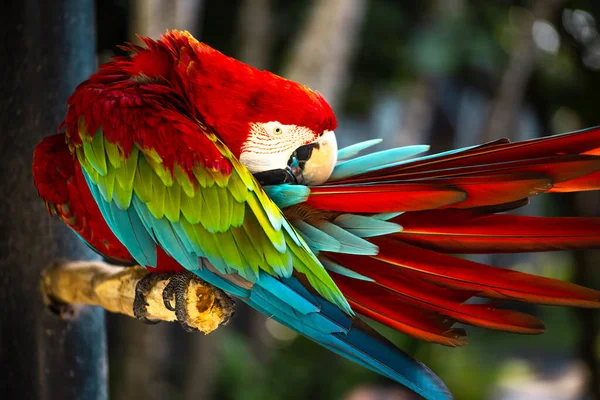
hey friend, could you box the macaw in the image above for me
[33,30,600,400]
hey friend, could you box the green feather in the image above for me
[208,168,230,188]
[190,223,229,274]
[215,230,250,279]
[146,156,173,187]
[193,165,214,188]
[104,135,122,168]
[146,172,166,219]
[180,192,202,224]
[83,129,108,176]
[76,147,98,184]
[200,184,219,232]
[96,164,116,202]
[231,158,257,190]
[255,188,283,231]
[142,147,162,163]
[77,117,91,142]
[241,214,276,276]
[231,227,262,276]
[174,164,195,197]
[113,146,139,209]
[73,113,352,319]
[179,219,206,257]
[113,181,133,210]
[287,241,352,315]
[133,155,154,203]
[246,194,285,253]
[164,182,182,222]
[115,146,138,193]
[217,186,230,230]
[226,171,249,203]
[230,198,246,227]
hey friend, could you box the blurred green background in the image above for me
[95,1,600,399]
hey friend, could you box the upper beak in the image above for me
[252,130,337,187]
[295,130,337,185]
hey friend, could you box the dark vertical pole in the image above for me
[0,1,107,400]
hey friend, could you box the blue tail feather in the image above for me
[243,274,452,400]
[83,170,157,267]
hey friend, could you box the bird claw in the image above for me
[134,266,234,332]
[162,270,201,332]
[133,272,167,324]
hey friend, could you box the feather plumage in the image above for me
[33,31,600,400]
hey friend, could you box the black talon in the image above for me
[133,273,166,324]
[163,270,199,332]
[162,279,177,312]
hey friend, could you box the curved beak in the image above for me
[297,130,337,185]
[252,130,337,187]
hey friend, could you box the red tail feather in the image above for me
[327,253,547,338]
[370,238,600,307]
[295,127,600,346]
[306,184,466,212]
[392,209,600,253]
[334,126,600,184]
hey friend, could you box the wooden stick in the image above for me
[41,260,235,334]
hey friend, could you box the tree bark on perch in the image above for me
[42,261,235,334]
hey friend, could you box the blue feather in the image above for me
[255,272,320,314]
[333,214,402,238]
[328,329,452,400]
[337,138,383,160]
[291,220,341,253]
[314,220,378,255]
[83,170,157,267]
[282,277,351,330]
[362,144,479,173]
[330,145,430,181]
[263,184,310,208]
[372,212,404,221]
[319,256,375,282]
[244,275,452,400]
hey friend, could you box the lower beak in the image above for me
[252,130,337,187]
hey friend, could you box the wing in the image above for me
[33,133,134,264]
[64,85,349,314]
[268,128,600,346]
[64,82,453,400]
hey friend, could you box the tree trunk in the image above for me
[283,0,367,110]
[0,2,106,400]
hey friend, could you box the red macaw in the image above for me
[33,30,600,400]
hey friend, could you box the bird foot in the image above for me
[162,270,199,332]
[133,266,235,332]
[162,268,235,332]
[133,272,167,324]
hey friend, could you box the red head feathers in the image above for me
[107,30,337,157]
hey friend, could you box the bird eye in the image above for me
[273,126,282,135]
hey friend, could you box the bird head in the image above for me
[154,31,339,186]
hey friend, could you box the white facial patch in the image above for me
[239,121,316,173]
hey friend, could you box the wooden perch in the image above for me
[41,261,235,334]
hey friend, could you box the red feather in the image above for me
[328,255,546,336]
[36,32,600,356]
[33,134,134,264]
[294,128,600,345]
[33,134,185,273]
[305,184,466,212]
[333,127,600,184]
[368,238,600,308]
[392,209,600,253]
